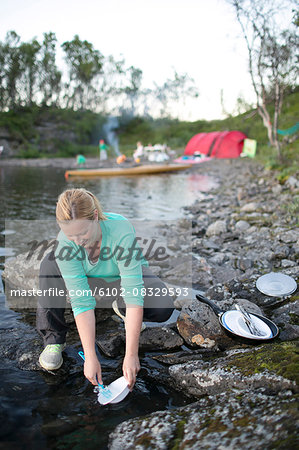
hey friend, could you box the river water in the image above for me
[0,164,217,449]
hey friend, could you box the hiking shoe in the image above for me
[39,343,66,370]
[112,300,146,331]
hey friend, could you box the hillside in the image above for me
[0,87,298,170]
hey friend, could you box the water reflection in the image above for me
[65,171,217,220]
[0,165,217,223]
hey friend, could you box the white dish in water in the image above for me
[97,376,130,405]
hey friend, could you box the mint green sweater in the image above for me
[55,213,148,317]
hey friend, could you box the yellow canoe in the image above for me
[65,164,193,179]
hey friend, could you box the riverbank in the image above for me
[2,158,299,448]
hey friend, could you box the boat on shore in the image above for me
[65,163,192,178]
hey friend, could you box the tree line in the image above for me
[0,31,198,117]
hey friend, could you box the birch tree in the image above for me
[231,0,298,157]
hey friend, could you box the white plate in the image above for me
[222,310,272,339]
[256,272,297,297]
[98,376,130,405]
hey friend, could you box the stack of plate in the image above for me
[256,272,297,297]
[222,310,272,339]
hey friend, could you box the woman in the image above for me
[37,188,174,389]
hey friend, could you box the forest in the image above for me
[0,31,198,117]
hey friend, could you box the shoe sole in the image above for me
[39,355,64,371]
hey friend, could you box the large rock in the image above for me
[177,312,220,348]
[109,389,298,450]
[3,251,41,292]
[167,342,298,397]
[271,300,299,341]
[177,297,263,350]
[96,322,184,357]
[139,327,184,351]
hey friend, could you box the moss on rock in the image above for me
[289,313,299,326]
[228,341,299,384]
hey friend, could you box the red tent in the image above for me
[185,131,247,158]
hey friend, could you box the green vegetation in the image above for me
[169,417,187,450]
[0,105,103,158]
[283,196,299,226]
[1,22,297,167]
[227,341,299,385]
[0,31,197,117]
[0,87,298,176]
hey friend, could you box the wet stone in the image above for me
[96,328,125,358]
[139,327,184,351]
[151,348,219,365]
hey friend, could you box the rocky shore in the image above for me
[2,158,299,448]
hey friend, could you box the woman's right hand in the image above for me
[84,354,102,386]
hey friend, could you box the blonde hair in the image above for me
[56,188,106,222]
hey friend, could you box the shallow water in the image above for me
[0,164,217,448]
[0,293,193,448]
[0,165,216,222]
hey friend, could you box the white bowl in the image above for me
[256,272,297,297]
[98,376,130,405]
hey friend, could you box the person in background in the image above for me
[133,141,144,162]
[37,188,174,389]
[99,139,108,161]
[76,154,86,166]
[116,154,126,164]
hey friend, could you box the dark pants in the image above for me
[36,252,174,345]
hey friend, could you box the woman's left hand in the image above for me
[122,354,140,390]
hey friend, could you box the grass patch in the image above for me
[282,195,299,225]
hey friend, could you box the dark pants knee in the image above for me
[140,266,174,322]
[143,306,174,322]
[37,251,68,345]
[114,267,174,322]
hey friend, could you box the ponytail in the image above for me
[56,188,106,222]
